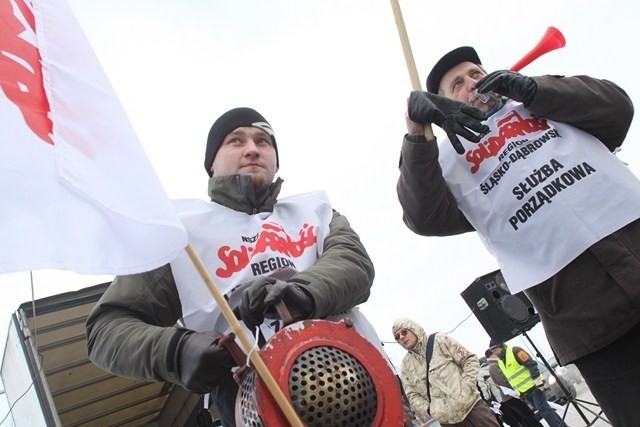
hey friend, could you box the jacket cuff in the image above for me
[166,328,191,385]
[528,75,565,111]
[405,133,433,144]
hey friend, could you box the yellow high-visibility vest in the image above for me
[498,347,535,395]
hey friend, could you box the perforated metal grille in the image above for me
[288,346,378,427]
[239,370,264,426]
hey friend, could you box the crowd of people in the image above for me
[84,41,639,427]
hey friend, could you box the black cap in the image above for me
[489,338,502,350]
[426,46,481,94]
[204,107,278,177]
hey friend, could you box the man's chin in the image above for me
[250,174,272,195]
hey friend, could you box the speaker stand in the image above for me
[521,332,609,426]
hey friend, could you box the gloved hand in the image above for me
[235,277,314,331]
[475,70,537,106]
[408,91,489,154]
[177,331,237,393]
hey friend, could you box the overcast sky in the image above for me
[2,0,640,421]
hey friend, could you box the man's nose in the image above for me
[464,74,478,90]
[244,141,260,155]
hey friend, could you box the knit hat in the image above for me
[204,107,278,177]
[489,338,502,350]
[426,46,482,94]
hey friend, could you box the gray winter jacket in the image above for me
[86,175,375,387]
[396,75,640,365]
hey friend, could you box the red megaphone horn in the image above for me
[510,26,566,72]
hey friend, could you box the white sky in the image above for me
[2,0,640,420]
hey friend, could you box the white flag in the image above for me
[0,0,188,275]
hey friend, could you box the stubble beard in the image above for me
[251,173,272,201]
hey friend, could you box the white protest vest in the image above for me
[170,190,386,357]
[439,101,640,292]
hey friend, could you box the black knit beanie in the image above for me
[204,107,278,177]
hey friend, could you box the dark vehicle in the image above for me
[547,356,584,386]
[537,362,578,405]
[1,282,214,426]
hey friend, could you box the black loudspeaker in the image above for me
[461,269,540,344]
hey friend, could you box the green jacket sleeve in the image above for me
[85,264,187,386]
[287,209,375,318]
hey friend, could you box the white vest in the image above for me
[169,190,386,358]
[439,101,640,292]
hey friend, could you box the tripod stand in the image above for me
[521,332,609,426]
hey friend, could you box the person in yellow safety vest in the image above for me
[489,340,569,427]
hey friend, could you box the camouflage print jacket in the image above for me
[393,318,481,424]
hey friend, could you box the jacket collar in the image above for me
[497,347,508,362]
[207,175,284,215]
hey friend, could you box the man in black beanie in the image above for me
[203,107,280,205]
[87,107,387,426]
[204,107,279,177]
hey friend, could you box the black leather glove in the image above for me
[177,331,236,393]
[475,70,537,106]
[235,277,314,331]
[408,91,489,154]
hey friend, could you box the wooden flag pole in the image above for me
[389,0,436,141]
[185,244,303,427]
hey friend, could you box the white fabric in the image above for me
[500,386,518,398]
[0,0,187,274]
[440,101,640,292]
[171,191,332,333]
[170,191,389,361]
